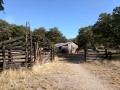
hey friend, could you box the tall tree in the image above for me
[92,7,120,47]
[33,27,46,37]
[0,20,29,41]
[10,25,28,38]
[78,26,93,61]
[112,6,120,46]
[0,19,10,41]
[46,27,67,44]
[92,13,114,47]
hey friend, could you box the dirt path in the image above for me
[45,55,114,90]
[0,54,117,90]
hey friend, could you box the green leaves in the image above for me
[92,6,120,47]
[33,27,67,44]
[45,27,67,44]
[78,26,93,48]
[0,20,28,41]
[33,27,46,37]
[0,0,4,11]
[77,6,120,49]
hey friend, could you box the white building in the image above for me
[55,42,78,54]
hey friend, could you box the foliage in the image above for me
[0,19,28,41]
[10,25,28,38]
[0,20,67,45]
[33,27,46,37]
[92,13,113,47]
[78,26,93,48]
[0,0,4,11]
[92,7,120,48]
[45,27,67,44]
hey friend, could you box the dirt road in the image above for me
[44,55,114,90]
[0,54,117,90]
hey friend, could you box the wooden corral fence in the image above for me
[86,48,112,61]
[0,34,54,70]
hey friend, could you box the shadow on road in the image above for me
[57,53,84,64]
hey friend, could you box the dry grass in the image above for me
[0,63,54,90]
[81,60,120,90]
[0,56,72,90]
[0,55,119,90]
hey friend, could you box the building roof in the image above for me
[55,42,76,47]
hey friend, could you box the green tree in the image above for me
[0,19,29,41]
[112,6,120,46]
[92,13,113,47]
[0,0,4,11]
[78,26,93,61]
[33,27,46,37]
[92,7,120,48]
[10,25,28,38]
[0,19,10,41]
[0,19,9,31]
[46,27,67,44]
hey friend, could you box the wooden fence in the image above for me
[0,34,54,70]
[86,48,112,61]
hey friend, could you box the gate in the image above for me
[0,34,54,70]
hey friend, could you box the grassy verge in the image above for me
[0,63,53,90]
[81,59,120,90]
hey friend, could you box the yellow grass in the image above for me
[81,60,120,89]
[0,56,71,90]
[0,63,53,90]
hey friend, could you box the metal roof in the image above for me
[55,42,74,47]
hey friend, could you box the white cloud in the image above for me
[4,15,15,24]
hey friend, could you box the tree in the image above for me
[92,7,120,48]
[0,19,9,31]
[0,0,4,11]
[92,13,114,47]
[0,19,10,41]
[46,27,67,44]
[10,25,28,38]
[33,27,46,37]
[0,20,29,41]
[112,7,120,46]
[78,26,93,61]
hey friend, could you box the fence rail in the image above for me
[0,34,54,70]
[86,49,112,61]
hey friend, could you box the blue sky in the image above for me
[0,0,120,39]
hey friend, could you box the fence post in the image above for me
[39,47,43,65]
[25,34,28,68]
[2,44,6,70]
[35,41,39,64]
[53,46,55,61]
[30,34,33,66]
[8,37,12,63]
[34,42,36,64]
[84,46,87,61]
[50,46,53,62]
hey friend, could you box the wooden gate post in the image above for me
[50,46,53,62]
[2,44,6,70]
[30,34,33,66]
[53,47,55,61]
[8,37,12,62]
[84,45,87,61]
[25,34,28,68]
[38,47,42,65]
[34,42,36,64]
[35,41,39,64]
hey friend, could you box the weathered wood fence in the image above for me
[86,48,112,61]
[0,34,54,70]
